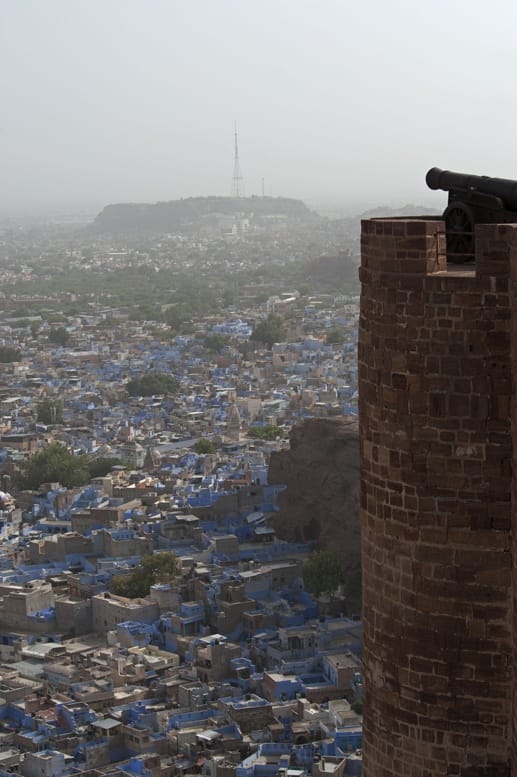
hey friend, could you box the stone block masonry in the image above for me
[359,218,517,777]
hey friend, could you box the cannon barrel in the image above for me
[426,167,517,212]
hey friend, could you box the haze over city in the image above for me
[2,0,516,217]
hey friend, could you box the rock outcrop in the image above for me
[92,196,317,234]
[268,417,360,606]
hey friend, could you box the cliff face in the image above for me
[268,417,360,598]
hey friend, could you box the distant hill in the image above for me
[91,196,317,234]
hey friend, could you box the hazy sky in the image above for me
[2,0,517,216]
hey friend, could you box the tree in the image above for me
[194,438,216,454]
[111,551,177,598]
[48,326,70,346]
[222,288,234,307]
[0,346,21,363]
[204,333,230,353]
[130,304,157,322]
[247,424,285,441]
[162,303,190,330]
[302,549,342,598]
[87,457,122,479]
[18,443,90,490]
[126,372,180,397]
[351,701,363,715]
[36,399,63,425]
[250,314,285,348]
[326,327,344,345]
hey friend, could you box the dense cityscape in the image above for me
[0,202,363,777]
[3,0,512,774]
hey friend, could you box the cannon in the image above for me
[426,167,517,263]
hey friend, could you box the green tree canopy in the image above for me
[111,551,177,598]
[302,549,342,598]
[247,424,285,441]
[0,346,21,363]
[87,457,122,479]
[48,326,70,346]
[221,288,234,307]
[203,333,230,353]
[36,399,63,425]
[194,438,217,454]
[351,701,362,715]
[250,314,286,348]
[162,303,191,330]
[326,327,344,345]
[18,443,90,490]
[126,372,180,397]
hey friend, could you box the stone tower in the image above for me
[359,218,517,776]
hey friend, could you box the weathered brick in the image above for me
[359,219,516,777]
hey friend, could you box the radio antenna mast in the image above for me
[232,122,244,198]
